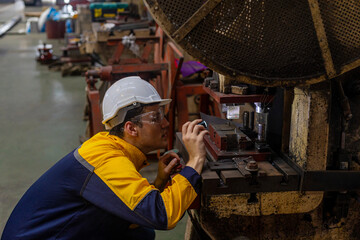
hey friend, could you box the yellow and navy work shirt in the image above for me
[2,132,201,240]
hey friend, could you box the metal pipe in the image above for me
[0,15,21,38]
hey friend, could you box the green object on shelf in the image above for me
[90,2,129,22]
[89,2,129,10]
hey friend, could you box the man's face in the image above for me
[135,104,169,152]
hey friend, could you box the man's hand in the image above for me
[154,151,181,192]
[182,119,209,174]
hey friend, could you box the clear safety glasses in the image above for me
[132,107,165,125]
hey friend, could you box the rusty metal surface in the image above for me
[86,63,168,82]
[145,0,360,87]
[196,201,360,239]
[203,158,299,195]
[201,114,272,160]
[199,157,360,209]
[178,132,360,195]
[208,123,251,151]
[204,134,271,161]
[203,83,274,104]
[176,131,360,222]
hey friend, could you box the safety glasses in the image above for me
[132,107,165,125]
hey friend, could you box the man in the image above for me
[2,76,208,240]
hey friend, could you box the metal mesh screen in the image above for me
[186,0,324,79]
[156,0,204,29]
[318,1,360,72]
[145,0,360,86]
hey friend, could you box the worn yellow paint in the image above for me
[290,86,329,171]
[206,191,324,218]
[196,197,360,239]
[308,0,336,78]
[207,194,260,218]
[290,87,311,168]
[219,74,233,93]
[259,192,323,215]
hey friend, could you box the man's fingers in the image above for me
[160,152,180,166]
[182,121,191,134]
[165,158,180,173]
[186,119,203,135]
[192,124,206,135]
[198,129,209,139]
[182,119,204,140]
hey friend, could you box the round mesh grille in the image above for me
[318,1,360,70]
[145,0,360,87]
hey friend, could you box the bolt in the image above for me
[245,160,259,172]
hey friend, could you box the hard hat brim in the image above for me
[102,98,172,129]
[157,98,172,106]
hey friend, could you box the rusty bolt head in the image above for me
[245,160,259,172]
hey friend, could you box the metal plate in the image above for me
[145,0,360,87]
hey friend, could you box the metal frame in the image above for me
[176,132,360,196]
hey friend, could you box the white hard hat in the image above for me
[102,76,171,130]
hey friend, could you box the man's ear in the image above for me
[123,121,138,137]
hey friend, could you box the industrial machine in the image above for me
[36,43,56,64]
[145,0,360,239]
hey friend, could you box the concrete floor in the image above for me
[0,5,187,239]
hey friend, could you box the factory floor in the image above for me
[0,4,187,239]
